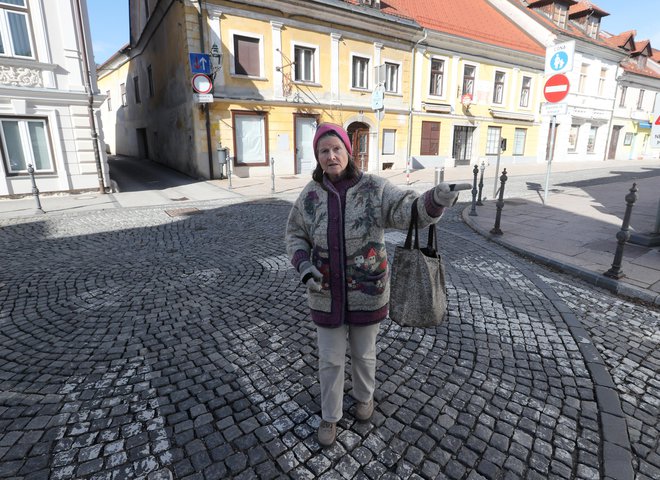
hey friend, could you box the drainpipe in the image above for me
[197,0,215,179]
[74,0,106,193]
[406,30,427,171]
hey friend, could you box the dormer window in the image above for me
[358,0,381,7]
[637,56,647,69]
[553,3,568,28]
[586,16,599,38]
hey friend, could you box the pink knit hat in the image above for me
[313,123,352,161]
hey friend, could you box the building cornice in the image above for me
[617,70,660,90]
[425,30,544,71]
[0,86,105,107]
[214,0,421,44]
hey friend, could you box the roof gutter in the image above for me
[197,0,215,180]
[406,29,428,176]
[73,0,106,193]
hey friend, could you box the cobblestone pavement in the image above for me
[0,200,658,480]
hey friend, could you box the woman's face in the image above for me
[317,134,349,181]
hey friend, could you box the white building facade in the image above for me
[491,0,626,164]
[0,0,109,196]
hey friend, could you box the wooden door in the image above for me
[420,121,440,155]
[608,126,622,159]
[348,123,370,171]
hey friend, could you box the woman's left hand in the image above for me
[433,182,472,206]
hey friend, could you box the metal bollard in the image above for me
[434,166,445,185]
[227,157,233,190]
[490,168,508,235]
[477,161,485,206]
[469,164,479,216]
[604,183,638,279]
[271,157,276,194]
[28,164,45,214]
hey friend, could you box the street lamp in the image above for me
[210,43,223,80]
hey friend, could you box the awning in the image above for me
[638,121,652,129]
[489,109,535,122]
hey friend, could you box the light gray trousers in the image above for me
[316,323,379,423]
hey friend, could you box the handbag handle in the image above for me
[404,198,439,253]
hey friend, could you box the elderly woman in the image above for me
[285,123,467,446]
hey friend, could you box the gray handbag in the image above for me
[389,198,448,328]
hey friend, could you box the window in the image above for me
[147,65,154,97]
[233,112,268,165]
[520,76,531,107]
[586,16,599,38]
[462,65,475,96]
[382,129,396,155]
[1,118,54,173]
[623,132,633,146]
[0,0,33,58]
[486,126,501,155]
[568,125,579,152]
[578,64,588,93]
[120,83,127,106]
[637,56,647,70]
[493,71,505,104]
[552,3,567,28]
[352,55,369,89]
[133,76,141,104]
[598,68,607,96]
[430,58,444,96]
[106,91,112,111]
[294,45,315,83]
[619,86,627,107]
[637,89,645,109]
[513,128,526,156]
[587,126,597,153]
[384,62,399,93]
[233,34,261,76]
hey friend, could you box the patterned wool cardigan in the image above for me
[285,172,444,328]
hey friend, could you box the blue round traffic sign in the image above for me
[550,51,569,72]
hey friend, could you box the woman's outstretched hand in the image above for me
[433,182,472,207]
[299,261,323,292]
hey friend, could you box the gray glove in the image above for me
[433,182,472,207]
[299,261,323,292]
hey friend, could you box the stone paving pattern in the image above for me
[0,199,658,479]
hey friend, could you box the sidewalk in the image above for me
[462,172,660,307]
[1,158,659,306]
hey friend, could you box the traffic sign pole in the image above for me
[544,116,557,204]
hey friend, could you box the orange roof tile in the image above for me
[569,0,609,17]
[601,30,636,49]
[377,0,544,56]
[652,49,660,62]
[633,39,651,55]
[514,0,620,51]
[620,59,660,80]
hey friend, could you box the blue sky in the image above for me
[86,0,660,65]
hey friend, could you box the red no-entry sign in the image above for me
[544,74,570,103]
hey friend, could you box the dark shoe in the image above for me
[355,398,374,421]
[318,420,336,446]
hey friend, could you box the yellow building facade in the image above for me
[107,0,546,181]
